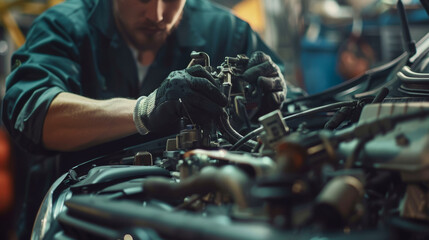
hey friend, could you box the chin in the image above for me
[133,35,168,51]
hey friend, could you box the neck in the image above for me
[137,50,157,66]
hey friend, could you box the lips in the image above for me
[137,24,166,35]
[141,28,163,35]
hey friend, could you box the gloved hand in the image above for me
[242,51,286,117]
[134,65,228,134]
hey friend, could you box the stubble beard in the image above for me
[116,13,183,52]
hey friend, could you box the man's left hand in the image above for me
[242,51,286,117]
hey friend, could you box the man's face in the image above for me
[113,0,186,51]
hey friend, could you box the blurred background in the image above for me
[214,0,429,94]
[0,0,429,239]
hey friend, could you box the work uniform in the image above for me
[2,0,284,154]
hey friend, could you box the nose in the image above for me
[146,0,164,23]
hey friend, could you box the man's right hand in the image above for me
[134,65,228,134]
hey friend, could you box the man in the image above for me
[3,0,286,154]
[2,0,286,238]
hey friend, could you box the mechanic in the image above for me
[2,0,287,155]
[2,1,289,238]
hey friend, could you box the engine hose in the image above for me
[217,110,257,151]
[324,106,353,130]
[143,166,250,209]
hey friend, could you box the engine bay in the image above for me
[30,38,429,239]
[30,5,429,238]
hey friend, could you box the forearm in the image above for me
[42,92,137,151]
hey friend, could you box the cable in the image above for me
[324,106,353,130]
[229,126,262,151]
[324,88,389,130]
[230,101,358,151]
[371,87,389,104]
[217,111,257,151]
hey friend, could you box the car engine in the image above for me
[31,4,429,240]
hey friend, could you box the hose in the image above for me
[230,101,358,151]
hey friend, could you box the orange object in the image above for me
[0,128,13,213]
[0,170,13,213]
[276,141,306,173]
[337,35,375,80]
[0,129,11,168]
[233,0,265,33]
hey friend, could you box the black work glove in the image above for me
[134,65,228,134]
[242,51,286,117]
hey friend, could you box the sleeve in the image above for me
[1,10,83,154]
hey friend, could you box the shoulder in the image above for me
[30,0,94,36]
[38,0,91,21]
[185,0,250,29]
[20,0,100,59]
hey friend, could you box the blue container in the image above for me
[300,38,344,94]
